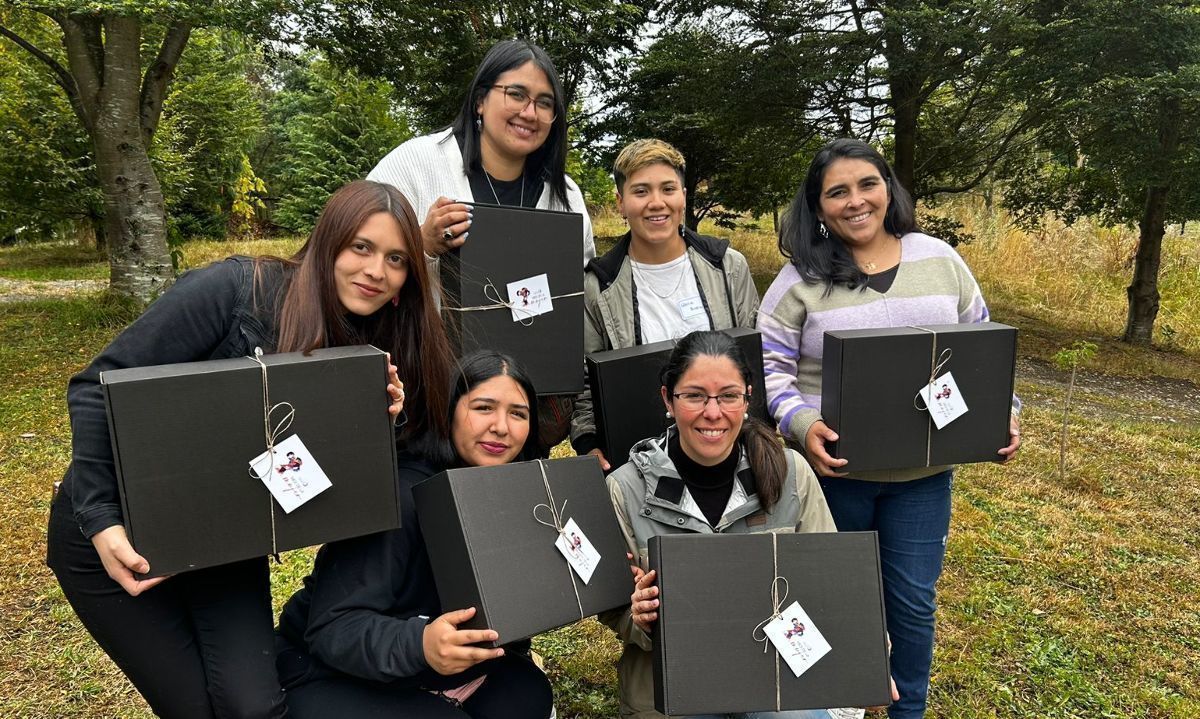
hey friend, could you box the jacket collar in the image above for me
[631,428,757,508]
[587,227,731,291]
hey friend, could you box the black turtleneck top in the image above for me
[667,431,739,527]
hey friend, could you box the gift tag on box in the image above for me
[248,434,332,513]
[506,273,554,323]
[554,517,601,584]
[763,600,833,678]
[918,371,969,429]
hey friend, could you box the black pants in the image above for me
[47,491,286,719]
[283,654,552,719]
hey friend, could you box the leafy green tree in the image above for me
[0,1,282,301]
[264,55,411,234]
[599,27,818,229]
[0,12,100,244]
[295,0,654,131]
[153,31,265,241]
[1004,0,1200,345]
[662,0,1052,201]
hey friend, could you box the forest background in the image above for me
[1,1,1199,717]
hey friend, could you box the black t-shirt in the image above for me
[866,264,899,293]
[467,169,542,209]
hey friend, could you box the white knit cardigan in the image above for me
[367,128,596,266]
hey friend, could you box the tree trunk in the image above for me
[92,17,173,302]
[890,79,919,199]
[1121,97,1181,345]
[1122,186,1168,345]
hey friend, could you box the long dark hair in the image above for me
[660,331,785,509]
[778,138,919,293]
[448,39,571,209]
[265,180,453,441]
[413,350,541,469]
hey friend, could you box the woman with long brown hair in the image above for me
[46,180,452,718]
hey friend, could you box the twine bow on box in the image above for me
[750,532,791,712]
[531,459,586,619]
[245,347,294,559]
[444,277,584,327]
[909,326,954,468]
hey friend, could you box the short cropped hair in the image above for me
[613,139,686,193]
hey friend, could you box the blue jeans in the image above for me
[817,470,953,719]
[687,711,832,719]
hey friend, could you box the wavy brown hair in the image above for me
[265,180,452,440]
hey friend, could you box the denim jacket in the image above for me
[62,257,287,538]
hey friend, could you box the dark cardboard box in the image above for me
[821,322,1017,473]
[413,456,631,644]
[102,345,400,577]
[649,532,891,715]
[586,327,771,468]
[440,202,585,394]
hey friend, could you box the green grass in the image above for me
[3,218,1200,717]
[0,242,108,281]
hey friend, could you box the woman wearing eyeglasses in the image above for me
[368,38,594,453]
[600,330,845,719]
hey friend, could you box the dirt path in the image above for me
[0,277,106,303]
[1017,357,1200,426]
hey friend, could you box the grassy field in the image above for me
[2,208,1198,717]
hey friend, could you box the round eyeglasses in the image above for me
[489,85,557,121]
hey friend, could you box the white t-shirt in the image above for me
[631,254,712,343]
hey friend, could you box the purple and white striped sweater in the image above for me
[757,233,994,480]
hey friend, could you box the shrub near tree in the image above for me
[263,55,411,234]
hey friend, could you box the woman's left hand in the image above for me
[385,352,405,420]
[996,413,1021,463]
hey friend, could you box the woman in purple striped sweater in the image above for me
[757,139,1021,719]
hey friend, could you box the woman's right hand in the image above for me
[804,420,849,477]
[90,525,168,596]
[422,607,505,675]
[630,567,660,633]
[588,448,611,472]
[421,197,473,256]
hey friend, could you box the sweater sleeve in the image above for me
[299,516,432,682]
[67,259,248,538]
[756,266,822,442]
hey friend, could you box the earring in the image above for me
[475,115,482,130]
[744,412,750,420]
[665,411,672,419]
[818,222,829,239]
[678,223,685,237]
[391,294,400,307]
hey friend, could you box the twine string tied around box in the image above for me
[247,346,294,560]
[908,326,953,468]
[531,459,585,619]
[750,532,789,711]
[443,277,584,327]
